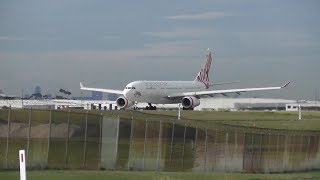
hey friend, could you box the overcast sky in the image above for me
[0,0,319,100]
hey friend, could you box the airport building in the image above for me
[195,98,295,111]
[195,98,320,111]
[285,102,320,111]
[0,99,114,110]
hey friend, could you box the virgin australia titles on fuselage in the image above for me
[80,49,290,110]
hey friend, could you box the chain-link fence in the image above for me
[0,109,101,170]
[0,108,320,173]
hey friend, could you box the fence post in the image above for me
[204,127,208,172]
[213,130,218,172]
[65,110,71,169]
[282,135,288,172]
[306,136,311,161]
[242,131,246,173]
[169,121,175,167]
[299,134,303,153]
[276,134,279,172]
[251,133,254,172]
[293,134,297,171]
[267,132,271,172]
[98,113,103,170]
[259,133,263,172]
[143,119,148,170]
[114,115,120,169]
[156,120,162,171]
[127,117,134,170]
[235,131,238,157]
[46,110,52,168]
[299,134,303,170]
[82,111,88,168]
[181,123,187,167]
[225,132,229,172]
[5,107,11,169]
[194,126,198,149]
[27,108,32,163]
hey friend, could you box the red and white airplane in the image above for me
[80,49,290,110]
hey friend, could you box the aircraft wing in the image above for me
[167,82,290,98]
[80,82,124,95]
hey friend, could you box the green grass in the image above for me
[142,110,320,131]
[95,109,320,131]
[1,170,320,180]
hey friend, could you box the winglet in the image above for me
[281,82,290,88]
[80,82,84,89]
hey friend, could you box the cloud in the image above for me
[143,28,213,39]
[0,36,27,41]
[0,36,59,41]
[236,31,318,48]
[165,11,230,20]
[0,41,199,63]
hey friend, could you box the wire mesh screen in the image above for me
[0,108,320,173]
[0,109,9,169]
[28,109,49,169]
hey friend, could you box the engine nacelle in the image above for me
[116,97,134,109]
[181,96,200,109]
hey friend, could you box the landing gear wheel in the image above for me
[183,107,194,111]
[145,103,157,110]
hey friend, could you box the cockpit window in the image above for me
[125,87,136,89]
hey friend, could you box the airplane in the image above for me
[0,90,17,100]
[80,49,290,110]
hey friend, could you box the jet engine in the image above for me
[181,96,200,109]
[116,97,134,109]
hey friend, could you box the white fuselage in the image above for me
[123,81,206,104]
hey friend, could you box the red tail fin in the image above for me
[194,49,213,89]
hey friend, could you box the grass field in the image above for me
[1,170,320,180]
[0,171,320,180]
[139,110,320,131]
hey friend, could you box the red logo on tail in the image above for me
[195,50,212,89]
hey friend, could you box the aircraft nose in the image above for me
[124,89,133,98]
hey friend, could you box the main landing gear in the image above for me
[183,107,194,111]
[145,103,157,110]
